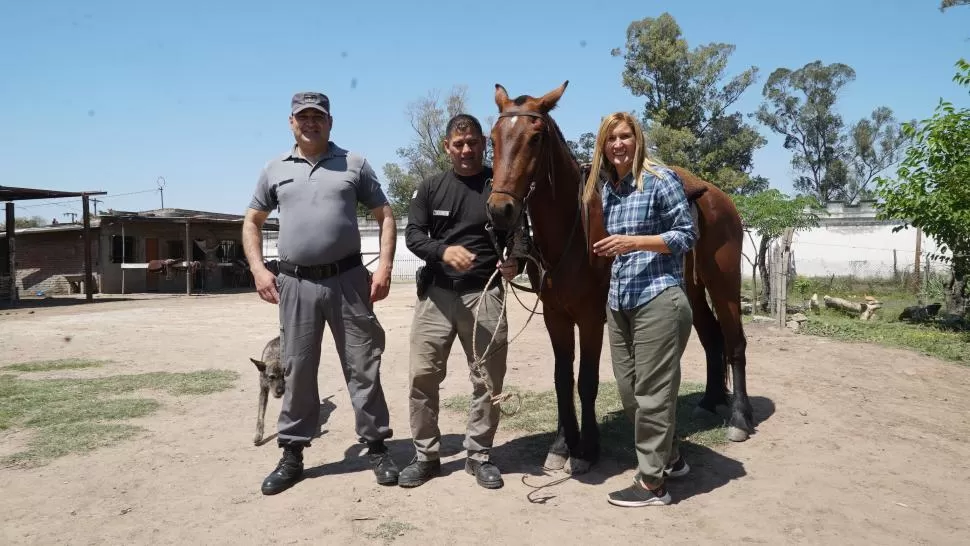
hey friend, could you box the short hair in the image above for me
[445,114,484,140]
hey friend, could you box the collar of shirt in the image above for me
[283,141,348,163]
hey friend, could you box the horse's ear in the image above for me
[495,84,510,110]
[538,80,569,113]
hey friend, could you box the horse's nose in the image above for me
[489,201,516,229]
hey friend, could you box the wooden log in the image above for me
[823,295,882,321]
[823,295,864,313]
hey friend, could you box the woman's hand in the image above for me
[593,235,639,257]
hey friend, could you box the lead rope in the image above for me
[468,247,545,417]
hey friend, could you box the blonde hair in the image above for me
[582,112,667,204]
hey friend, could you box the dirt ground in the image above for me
[1,285,968,545]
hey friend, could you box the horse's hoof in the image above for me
[253,433,263,445]
[543,452,567,471]
[565,458,591,475]
[727,426,749,442]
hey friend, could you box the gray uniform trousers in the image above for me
[408,284,508,462]
[606,285,693,484]
[276,265,392,446]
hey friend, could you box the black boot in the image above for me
[261,444,304,495]
[367,441,400,486]
[398,457,442,488]
[466,458,504,489]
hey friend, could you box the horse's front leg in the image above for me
[568,314,604,475]
[540,307,578,471]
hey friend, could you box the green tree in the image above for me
[733,190,822,311]
[567,132,596,163]
[876,59,970,316]
[0,215,46,230]
[941,0,969,10]
[756,61,910,203]
[611,12,767,194]
[378,86,473,218]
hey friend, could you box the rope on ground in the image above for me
[470,260,542,417]
[520,473,573,504]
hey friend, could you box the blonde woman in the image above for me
[586,112,696,507]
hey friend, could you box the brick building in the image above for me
[1,208,279,297]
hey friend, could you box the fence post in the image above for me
[775,228,795,328]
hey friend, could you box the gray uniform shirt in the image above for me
[249,142,388,265]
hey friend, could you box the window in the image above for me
[167,240,185,260]
[111,235,135,263]
[217,240,239,263]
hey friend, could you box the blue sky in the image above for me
[2,0,968,219]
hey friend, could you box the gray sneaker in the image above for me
[607,479,671,507]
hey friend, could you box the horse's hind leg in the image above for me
[709,292,753,442]
[698,238,754,442]
[541,307,579,471]
[684,253,729,415]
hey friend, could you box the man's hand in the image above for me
[369,267,391,302]
[442,246,476,272]
[593,234,638,257]
[497,260,517,282]
[253,266,279,304]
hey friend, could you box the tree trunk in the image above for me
[946,255,969,317]
[757,236,772,312]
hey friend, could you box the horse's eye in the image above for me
[529,134,541,145]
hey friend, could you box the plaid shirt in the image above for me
[601,166,697,311]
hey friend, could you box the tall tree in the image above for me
[378,86,471,218]
[876,59,970,316]
[611,12,767,193]
[756,61,910,203]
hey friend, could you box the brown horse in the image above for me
[485,81,754,473]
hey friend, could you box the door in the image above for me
[145,237,159,292]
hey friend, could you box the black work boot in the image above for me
[261,444,304,495]
[466,458,504,489]
[398,457,442,488]
[367,441,400,486]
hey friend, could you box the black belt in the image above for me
[278,254,362,281]
[432,275,500,294]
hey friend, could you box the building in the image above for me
[1,208,279,297]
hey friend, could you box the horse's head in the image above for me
[486,80,568,231]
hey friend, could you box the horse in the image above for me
[485,81,754,474]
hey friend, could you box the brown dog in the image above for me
[250,336,284,445]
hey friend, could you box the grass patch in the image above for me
[0,365,238,467]
[2,359,106,372]
[363,519,417,543]
[443,380,727,459]
[799,312,970,365]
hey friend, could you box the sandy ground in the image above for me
[1,285,968,545]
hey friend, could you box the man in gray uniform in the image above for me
[242,91,400,495]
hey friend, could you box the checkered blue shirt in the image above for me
[601,166,697,311]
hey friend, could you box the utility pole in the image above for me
[90,198,102,215]
[914,227,922,293]
[62,212,78,224]
[157,176,167,210]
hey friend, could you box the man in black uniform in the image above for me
[398,113,526,489]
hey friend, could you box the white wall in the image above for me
[740,202,951,279]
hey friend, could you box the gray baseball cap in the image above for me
[291,92,330,115]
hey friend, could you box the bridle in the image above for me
[485,109,584,304]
